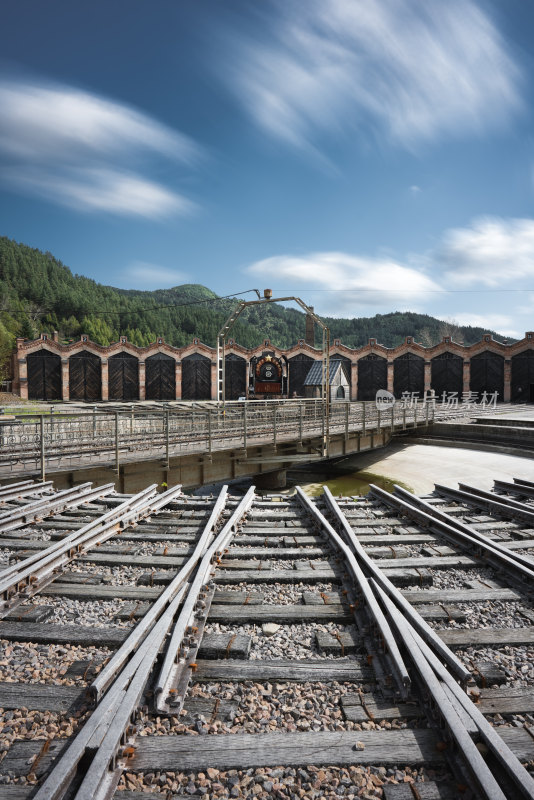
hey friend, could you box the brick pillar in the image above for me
[139,361,146,400]
[175,361,182,399]
[211,361,217,400]
[387,361,394,394]
[61,358,69,401]
[101,359,109,401]
[424,361,431,393]
[18,358,28,399]
[504,359,511,402]
[351,362,358,401]
[463,360,470,394]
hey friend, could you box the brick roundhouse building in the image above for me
[11,330,534,404]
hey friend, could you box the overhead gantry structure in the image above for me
[216,289,331,456]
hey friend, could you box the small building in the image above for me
[303,360,350,401]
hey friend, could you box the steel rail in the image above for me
[493,478,534,499]
[458,482,534,513]
[372,579,534,799]
[0,480,53,503]
[322,486,471,684]
[370,581,508,800]
[35,488,256,800]
[371,484,534,588]
[33,582,190,800]
[0,482,108,533]
[392,485,534,573]
[90,485,229,701]
[295,486,411,698]
[514,477,534,489]
[0,484,161,610]
[154,486,256,711]
[434,483,534,525]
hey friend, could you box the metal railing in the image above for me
[0,398,484,480]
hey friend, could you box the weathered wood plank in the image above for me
[439,627,534,648]
[0,621,127,648]
[129,729,445,771]
[375,555,476,570]
[0,681,86,713]
[208,604,352,624]
[401,588,521,604]
[195,659,374,683]
[341,695,422,723]
[213,591,265,605]
[383,784,458,800]
[214,569,340,584]
[224,548,328,559]
[199,633,251,659]
[5,604,54,623]
[316,630,362,655]
[181,698,238,723]
[42,583,162,601]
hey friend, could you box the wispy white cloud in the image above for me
[451,312,521,339]
[0,77,201,218]
[114,261,190,289]
[226,0,522,156]
[438,217,534,286]
[246,251,440,316]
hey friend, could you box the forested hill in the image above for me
[0,236,504,368]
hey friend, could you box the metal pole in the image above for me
[93,406,97,439]
[273,404,277,448]
[115,412,120,474]
[165,408,170,467]
[425,401,429,426]
[345,402,349,440]
[40,415,45,481]
[299,402,303,443]
[362,402,366,435]
[414,402,418,428]
[391,404,394,431]
[243,404,247,450]
[208,409,212,454]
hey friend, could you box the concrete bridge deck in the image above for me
[0,399,493,491]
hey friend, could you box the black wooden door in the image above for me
[287,354,314,398]
[146,353,175,400]
[393,353,424,398]
[431,352,463,399]
[109,352,139,400]
[225,354,246,400]
[69,351,101,401]
[511,350,534,402]
[469,351,504,399]
[182,353,211,400]
[357,355,387,400]
[27,350,62,400]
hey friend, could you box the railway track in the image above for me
[0,478,534,798]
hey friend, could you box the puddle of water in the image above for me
[282,470,413,498]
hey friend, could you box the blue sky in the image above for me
[1,0,534,337]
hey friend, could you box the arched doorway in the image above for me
[27,350,62,400]
[182,353,211,400]
[287,354,315,398]
[357,354,387,400]
[146,353,176,401]
[69,351,102,401]
[109,352,139,400]
[393,353,424,398]
[511,351,534,403]
[431,352,463,399]
[469,351,504,399]
[225,354,246,400]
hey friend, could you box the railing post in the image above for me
[130,404,134,435]
[425,402,429,426]
[93,406,97,439]
[40,415,45,481]
[403,407,406,430]
[414,402,418,428]
[243,404,247,450]
[362,402,366,435]
[377,407,381,431]
[273,405,277,449]
[165,408,170,467]
[345,402,349,440]
[299,403,303,443]
[115,411,120,474]
[208,409,212,454]
[391,404,394,431]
